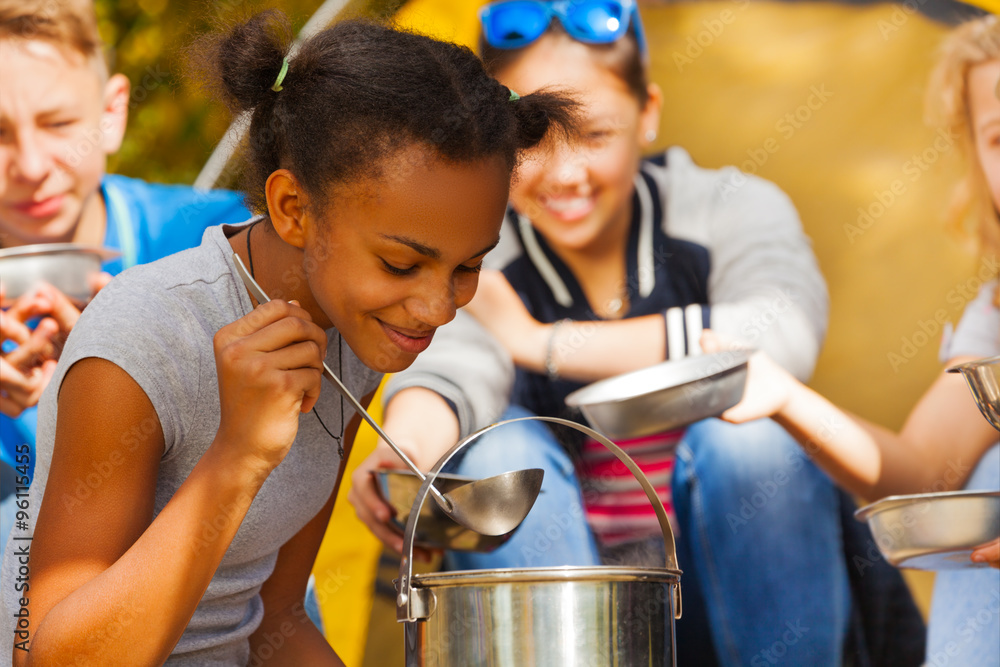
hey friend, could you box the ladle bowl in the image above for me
[232,252,544,537]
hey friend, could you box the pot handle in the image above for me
[396,415,682,622]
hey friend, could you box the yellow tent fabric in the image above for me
[312,383,385,666]
[962,0,1000,14]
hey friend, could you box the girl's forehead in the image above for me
[499,44,636,119]
[502,32,592,72]
[499,36,619,90]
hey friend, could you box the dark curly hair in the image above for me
[189,11,577,213]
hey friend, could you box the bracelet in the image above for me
[544,318,571,380]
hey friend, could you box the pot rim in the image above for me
[412,565,682,588]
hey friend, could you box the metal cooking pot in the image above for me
[396,416,683,667]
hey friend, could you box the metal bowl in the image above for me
[855,490,1000,570]
[564,350,751,440]
[0,243,120,303]
[373,469,518,552]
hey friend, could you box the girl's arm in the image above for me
[664,154,829,382]
[462,270,665,383]
[349,387,458,556]
[17,299,327,666]
[249,399,373,665]
[721,346,997,501]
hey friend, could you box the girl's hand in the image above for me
[464,270,544,364]
[213,299,326,471]
[348,441,436,561]
[701,330,795,423]
[971,538,1000,569]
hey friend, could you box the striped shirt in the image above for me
[577,430,683,546]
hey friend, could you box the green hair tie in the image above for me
[508,89,520,102]
[271,57,289,92]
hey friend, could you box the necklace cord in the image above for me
[244,219,344,457]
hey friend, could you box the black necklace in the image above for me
[245,220,345,457]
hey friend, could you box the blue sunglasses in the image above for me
[479,0,648,58]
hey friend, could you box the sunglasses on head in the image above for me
[479,0,648,58]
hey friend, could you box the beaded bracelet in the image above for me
[544,318,572,380]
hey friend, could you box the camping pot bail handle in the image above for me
[396,415,682,622]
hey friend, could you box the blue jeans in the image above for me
[926,444,1000,667]
[305,574,325,634]
[446,407,850,667]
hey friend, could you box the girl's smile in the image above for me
[241,147,508,374]
[495,33,660,257]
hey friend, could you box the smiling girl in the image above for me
[348,1,888,664]
[0,11,574,665]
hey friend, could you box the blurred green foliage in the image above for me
[94,0,405,188]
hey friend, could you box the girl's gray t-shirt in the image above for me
[944,279,999,359]
[1,222,382,664]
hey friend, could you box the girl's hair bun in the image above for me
[510,87,578,150]
[190,9,293,114]
[188,12,579,214]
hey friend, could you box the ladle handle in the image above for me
[397,415,682,623]
[230,252,449,508]
[318,363,448,504]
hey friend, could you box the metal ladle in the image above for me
[232,253,544,536]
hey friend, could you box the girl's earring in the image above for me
[645,130,657,144]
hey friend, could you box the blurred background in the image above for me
[94,0,992,662]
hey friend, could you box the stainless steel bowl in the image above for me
[564,350,751,439]
[373,469,518,552]
[0,243,119,303]
[855,490,1000,570]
